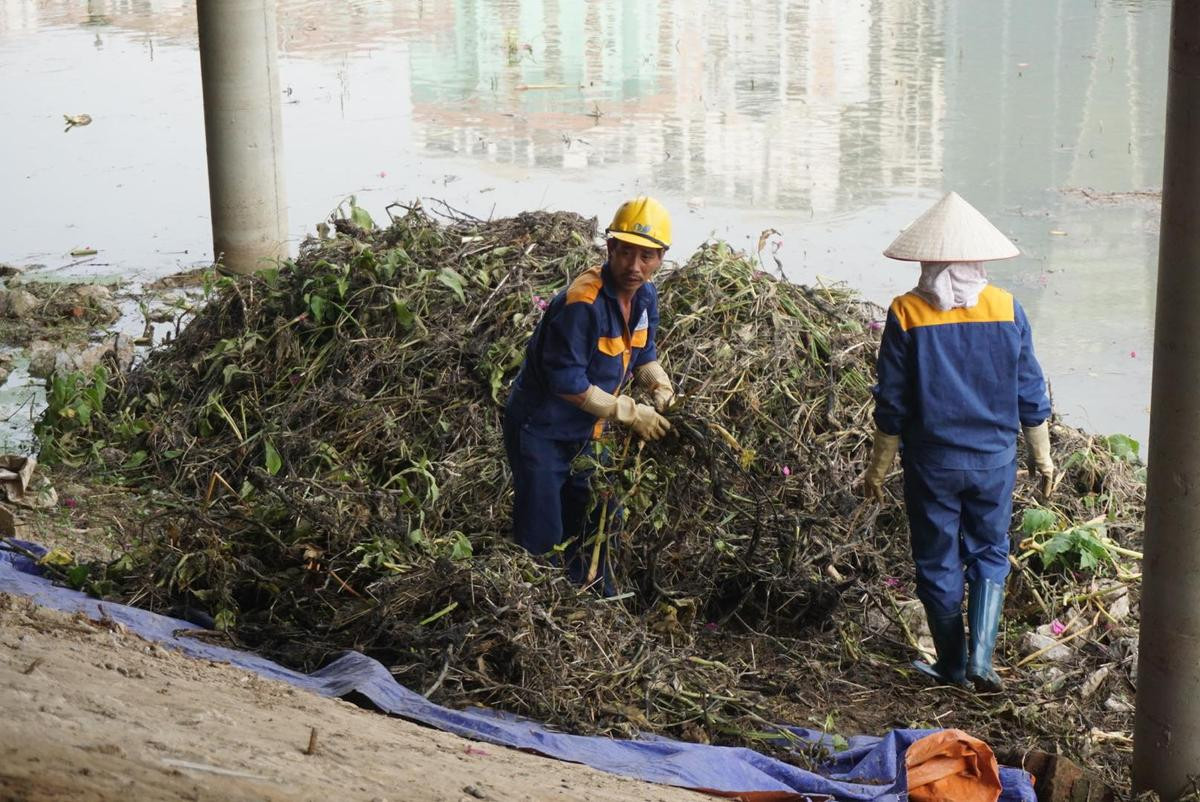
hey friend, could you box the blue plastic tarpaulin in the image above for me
[0,540,1035,802]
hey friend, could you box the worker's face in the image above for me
[607,239,664,293]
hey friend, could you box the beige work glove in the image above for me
[579,385,671,441]
[862,429,900,503]
[634,360,676,412]
[1023,421,1055,497]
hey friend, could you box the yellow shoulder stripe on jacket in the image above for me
[566,266,604,304]
[890,285,1014,332]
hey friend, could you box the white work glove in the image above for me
[579,385,671,441]
[862,429,900,503]
[1023,421,1055,497]
[634,360,676,412]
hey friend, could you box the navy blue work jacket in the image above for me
[509,263,659,441]
[873,285,1051,470]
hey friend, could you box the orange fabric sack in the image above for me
[905,729,1002,802]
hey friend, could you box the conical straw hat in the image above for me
[883,192,1019,262]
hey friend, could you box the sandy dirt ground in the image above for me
[0,593,710,802]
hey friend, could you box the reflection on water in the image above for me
[405,0,946,214]
[0,0,1170,445]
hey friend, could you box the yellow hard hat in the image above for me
[606,196,672,249]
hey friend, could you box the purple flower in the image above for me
[868,320,884,333]
[1050,618,1066,636]
[533,295,549,311]
[883,576,900,589]
[705,621,718,632]
[781,465,791,477]
[62,497,78,509]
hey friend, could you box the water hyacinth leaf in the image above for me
[438,268,466,303]
[264,440,282,476]
[1021,507,1057,535]
[1039,524,1114,571]
[308,293,327,323]
[349,200,375,230]
[66,564,90,589]
[1105,434,1140,462]
[450,532,473,561]
[392,297,415,329]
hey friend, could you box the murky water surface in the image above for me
[0,0,1169,448]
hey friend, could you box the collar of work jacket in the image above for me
[569,263,655,366]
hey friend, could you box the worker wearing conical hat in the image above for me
[862,192,1054,692]
[504,197,676,595]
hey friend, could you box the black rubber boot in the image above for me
[912,605,967,686]
[966,579,1006,692]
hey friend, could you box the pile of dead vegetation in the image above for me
[0,275,122,347]
[27,202,1146,790]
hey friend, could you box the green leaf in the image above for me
[350,201,375,230]
[1020,508,1056,536]
[1062,450,1090,471]
[392,297,415,329]
[214,609,236,631]
[264,440,282,476]
[1105,434,1140,462]
[309,294,327,323]
[123,450,148,468]
[1040,531,1074,568]
[450,532,473,561]
[66,564,90,589]
[438,268,466,303]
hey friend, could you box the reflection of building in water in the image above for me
[941,0,1166,208]
[0,0,455,55]
[409,0,946,213]
[939,0,1168,394]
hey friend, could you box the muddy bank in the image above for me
[0,592,705,802]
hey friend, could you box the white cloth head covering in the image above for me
[913,261,989,310]
[884,192,1019,262]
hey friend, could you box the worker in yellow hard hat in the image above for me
[503,196,676,594]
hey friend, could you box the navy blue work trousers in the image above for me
[902,456,1017,615]
[502,401,616,593]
